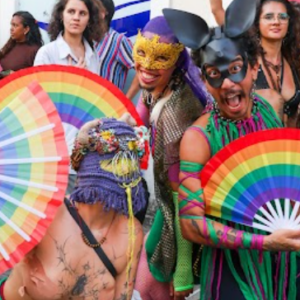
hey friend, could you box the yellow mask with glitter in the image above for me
[133,31,185,70]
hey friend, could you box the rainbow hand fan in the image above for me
[201,128,300,233]
[0,65,147,170]
[0,81,69,273]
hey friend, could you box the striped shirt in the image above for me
[95,28,134,90]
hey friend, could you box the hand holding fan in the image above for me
[0,81,69,273]
[201,128,300,233]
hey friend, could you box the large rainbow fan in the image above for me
[0,81,69,273]
[201,128,300,233]
[0,65,146,169]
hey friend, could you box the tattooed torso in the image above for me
[3,204,143,300]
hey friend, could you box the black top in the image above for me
[256,64,300,117]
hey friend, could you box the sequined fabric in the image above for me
[146,83,203,279]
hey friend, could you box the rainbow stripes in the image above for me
[0,66,143,170]
[0,65,142,125]
[201,128,300,227]
[0,82,69,273]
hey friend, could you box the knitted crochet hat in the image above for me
[70,118,147,216]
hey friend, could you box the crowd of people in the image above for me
[1,0,300,299]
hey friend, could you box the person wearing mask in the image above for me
[2,118,147,300]
[133,16,208,300]
[164,0,300,298]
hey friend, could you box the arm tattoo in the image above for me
[191,219,202,235]
[114,293,127,300]
[227,229,239,243]
[192,219,240,246]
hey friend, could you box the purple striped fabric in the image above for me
[95,28,134,90]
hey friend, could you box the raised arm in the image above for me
[179,125,300,251]
[209,0,225,26]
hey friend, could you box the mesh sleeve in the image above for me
[173,192,194,292]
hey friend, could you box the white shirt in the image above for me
[34,32,100,74]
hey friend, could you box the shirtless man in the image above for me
[2,118,147,300]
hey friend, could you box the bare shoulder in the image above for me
[193,112,210,128]
[181,112,211,164]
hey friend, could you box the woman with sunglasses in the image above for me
[253,0,300,127]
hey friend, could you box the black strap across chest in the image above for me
[64,200,117,278]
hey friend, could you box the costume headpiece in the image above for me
[133,30,184,70]
[163,0,257,87]
[70,117,148,215]
[133,16,209,107]
[70,118,148,287]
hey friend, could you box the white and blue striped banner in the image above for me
[112,0,150,38]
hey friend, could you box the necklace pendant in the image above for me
[146,94,153,106]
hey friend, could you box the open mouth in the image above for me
[140,71,159,83]
[225,93,242,111]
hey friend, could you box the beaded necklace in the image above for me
[200,95,286,300]
[261,53,284,93]
[207,95,283,155]
[76,209,116,248]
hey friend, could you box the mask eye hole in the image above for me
[137,49,145,57]
[156,55,168,62]
[228,60,243,75]
[205,66,221,79]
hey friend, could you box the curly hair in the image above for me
[252,0,300,76]
[0,11,43,59]
[191,32,259,71]
[48,0,104,47]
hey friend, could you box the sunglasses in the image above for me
[261,12,290,23]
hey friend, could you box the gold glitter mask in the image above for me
[133,31,185,70]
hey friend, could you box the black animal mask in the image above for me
[163,0,256,87]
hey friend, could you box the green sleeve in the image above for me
[173,192,194,292]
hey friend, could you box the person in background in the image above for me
[0,11,43,78]
[2,118,146,300]
[34,0,102,74]
[253,0,300,128]
[209,0,261,26]
[209,0,225,26]
[94,0,140,99]
[290,0,300,13]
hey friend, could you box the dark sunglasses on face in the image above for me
[261,12,290,23]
